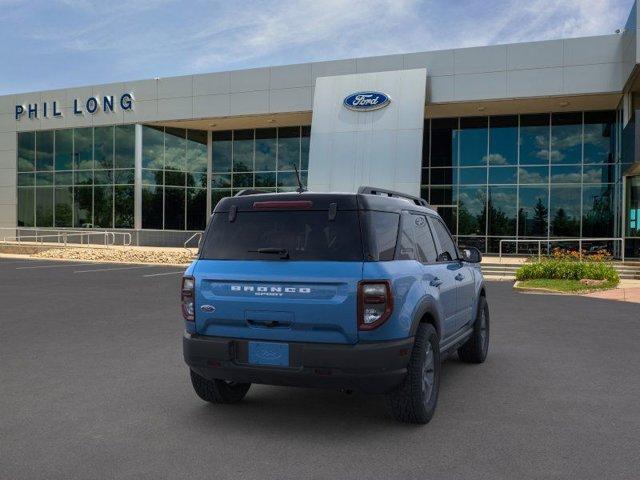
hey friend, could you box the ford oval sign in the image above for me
[343,91,390,111]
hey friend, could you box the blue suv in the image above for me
[182,187,489,424]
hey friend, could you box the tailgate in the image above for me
[194,260,363,344]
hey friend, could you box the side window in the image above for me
[412,214,438,263]
[396,213,416,260]
[429,217,458,262]
[363,211,399,261]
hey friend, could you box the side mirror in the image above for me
[461,246,482,264]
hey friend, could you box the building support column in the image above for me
[206,130,212,224]
[134,124,143,235]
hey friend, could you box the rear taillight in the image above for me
[358,281,393,330]
[181,276,195,321]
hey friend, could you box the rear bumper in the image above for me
[183,333,414,394]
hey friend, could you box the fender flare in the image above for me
[409,296,443,339]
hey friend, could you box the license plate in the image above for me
[248,341,289,367]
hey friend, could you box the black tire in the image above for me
[386,323,441,424]
[189,370,251,404]
[458,295,490,364]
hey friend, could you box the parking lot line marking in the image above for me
[74,265,162,273]
[16,262,96,270]
[142,271,184,277]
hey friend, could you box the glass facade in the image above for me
[211,126,310,209]
[141,126,208,230]
[15,113,624,250]
[422,111,621,253]
[17,125,135,228]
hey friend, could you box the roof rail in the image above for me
[358,186,430,208]
[234,189,270,197]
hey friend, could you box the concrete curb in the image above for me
[0,253,191,268]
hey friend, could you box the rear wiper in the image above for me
[248,247,290,259]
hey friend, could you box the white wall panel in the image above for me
[308,68,426,196]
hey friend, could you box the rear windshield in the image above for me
[200,210,364,261]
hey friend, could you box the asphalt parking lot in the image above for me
[1,258,639,480]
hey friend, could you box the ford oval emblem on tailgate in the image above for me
[200,304,215,312]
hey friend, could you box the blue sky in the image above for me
[0,0,635,95]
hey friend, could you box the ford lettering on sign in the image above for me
[343,91,390,111]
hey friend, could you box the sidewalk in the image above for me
[582,280,640,304]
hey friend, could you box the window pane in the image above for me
[413,215,438,263]
[93,186,113,228]
[75,170,93,186]
[550,165,581,183]
[74,128,93,170]
[459,167,486,185]
[429,217,458,261]
[54,186,73,227]
[18,172,34,187]
[74,186,92,227]
[277,127,300,171]
[582,184,614,237]
[18,132,35,172]
[35,186,54,227]
[520,114,549,165]
[430,118,457,167]
[233,129,253,172]
[458,186,486,235]
[488,115,517,166]
[430,168,453,185]
[94,126,114,169]
[255,128,277,171]
[430,186,454,205]
[362,211,399,261]
[114,169,134,185]
[35,130,54,171]
[35,172,53,186]
[301,126,310,170]
[488,186,517,236]
[212,131,232,172]
[583,164,615,184]
[17,188,34,227]
[115,124,135,169]
[458,117,487,166]
[233,172,253,188]
[165,127,186,171]
[186,171,207,188]
[584,111,615,164]
[550,185,580,237]
[55,129,73,170]
[114,185,134,228]
[488,166,517,184]
[142,126,164,169]
[165,170,185,187]
[142,186,163,229]
[211,174,231,188]
[519,166,548,184]
[518,186,549,236]
[164,187,185,230]
[186,129,207,173]
[255,172,276,187]
[187,188,207,231]
[550,112,582,164]
[142,169,163,186]
[94,169,113,185]
[436,206,457,235]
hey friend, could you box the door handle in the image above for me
[430,278,443,287]
[455,273,465,281]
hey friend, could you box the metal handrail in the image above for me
[183,232,202,250]
[2,230,132,248]
[498,238,625,262]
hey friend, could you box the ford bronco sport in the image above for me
[182,186,489,424]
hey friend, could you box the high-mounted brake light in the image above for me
[253,200,313,210]
[358,280,393,330]
[181,276,195,321]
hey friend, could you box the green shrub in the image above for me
[515,259,619,283]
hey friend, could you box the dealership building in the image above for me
[2,4,640,256]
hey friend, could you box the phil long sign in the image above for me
[15,93,134,120]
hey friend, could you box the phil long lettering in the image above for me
[15,93,134,120]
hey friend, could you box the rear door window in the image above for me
[396,212,417,260]
[429,216,458,262]
[412,214,438,263]
[200,210,363,261]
